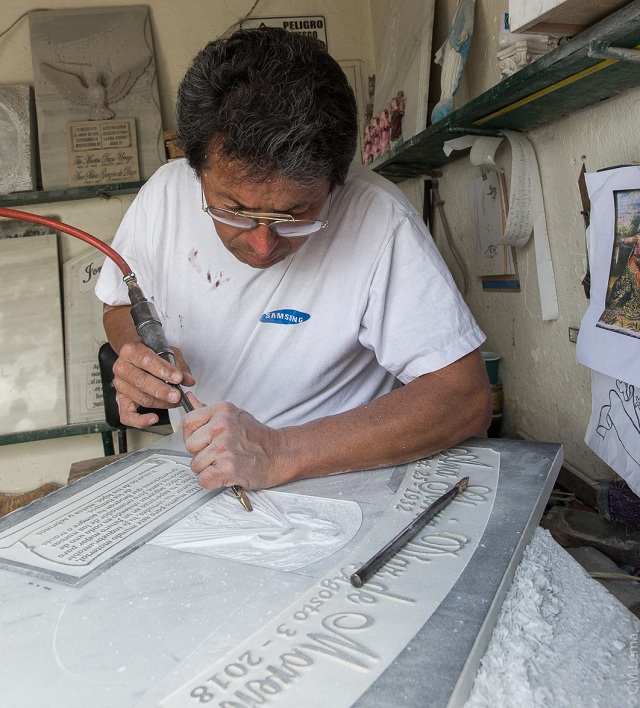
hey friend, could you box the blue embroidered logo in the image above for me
[260,309,310,325]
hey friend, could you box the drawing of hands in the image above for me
[596,380,640,465]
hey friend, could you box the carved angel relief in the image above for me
[39,57,151,120]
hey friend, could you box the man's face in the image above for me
[200,155,330,269]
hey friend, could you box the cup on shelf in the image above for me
[481,351,501,385]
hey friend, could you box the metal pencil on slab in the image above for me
[350,476,469,588]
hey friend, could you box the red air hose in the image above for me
[0,206,133,277]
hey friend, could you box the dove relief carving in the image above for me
[39,57,151,120]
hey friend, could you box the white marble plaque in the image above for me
[152,490,362,571]
[508,0,629,35]
[160,446,499,707]
[372,1,435,146]
[0,222,66,434]
[29,6,164,190]
[0,84,36,195]
[0,452,215,585]
[67,118,140,187]
[63,248,108,423]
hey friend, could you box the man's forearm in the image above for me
[103,304,140,353]
[278,350,493,482]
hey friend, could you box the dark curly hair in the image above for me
[176,28,358,189]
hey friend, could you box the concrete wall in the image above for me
[0,0,375,492]
[421,0,639,482]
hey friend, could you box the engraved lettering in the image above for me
[299,613,376,668]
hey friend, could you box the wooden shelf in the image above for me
[0,181,145,207]
[373,1,640,183]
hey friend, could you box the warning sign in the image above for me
[241,16,327,48]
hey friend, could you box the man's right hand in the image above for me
[112,341,196,428]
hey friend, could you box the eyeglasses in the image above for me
[202,189,332,237]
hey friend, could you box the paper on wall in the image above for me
[576,165,640,387]
[585,370,640,495]
[444,130,559,320]
[468,171,516,276]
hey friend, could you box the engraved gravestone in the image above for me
[29,6,164,190]
[0,84,37,195]
[63,248,108,423]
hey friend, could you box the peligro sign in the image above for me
[241,16,328,48]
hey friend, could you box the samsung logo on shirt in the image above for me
[260,309,310,325]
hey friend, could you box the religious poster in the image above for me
[366,0,435,164]
[577,165,640,387]
[594,187,640,335]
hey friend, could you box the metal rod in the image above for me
[588,40,640,63]
[350,477,469,588]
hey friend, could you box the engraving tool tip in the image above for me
[232,486,253,512]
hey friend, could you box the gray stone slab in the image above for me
[29,6,164,190]
[0,221,66,434]
[63,248,108,423]
[0,437,562,707]
[0,84,36,194]
[355,437,563,708]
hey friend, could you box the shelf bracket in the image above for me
[587,40,640,63]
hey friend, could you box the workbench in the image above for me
[0,435,637,707]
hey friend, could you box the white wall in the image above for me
[0,0,375,492]
[420,0,638,481]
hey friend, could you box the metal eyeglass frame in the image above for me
[201,189,332,237]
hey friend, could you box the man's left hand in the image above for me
[183,396,283,490]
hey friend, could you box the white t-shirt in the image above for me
[95,159,485,427]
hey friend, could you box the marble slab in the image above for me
[160,446,500,707]
[508,0,630,35]
[63,248,108,423]
[372,1,435,145]
[0,452,216,585]
[29,6,164,190]
[0,221,66,434]
[0,437,562,707]
[0,84,37,195]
